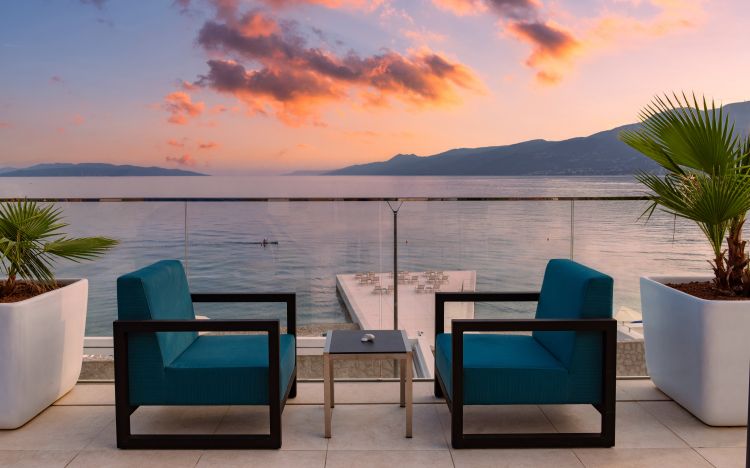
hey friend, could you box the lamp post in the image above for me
[387,201,403,330]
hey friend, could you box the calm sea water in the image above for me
[0,176,714,335]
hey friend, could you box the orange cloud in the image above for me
[506,21,579,84]
[166,154,197,166]
[198,141,219,150]
[71,114,86,125]
[585,0,704,48]
[193,10,481,125]
[162,91,205,125]
[167,139,185,148]
[431,0,486,15]
[432,0,703,84]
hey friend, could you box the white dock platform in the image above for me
[336,270,476,377]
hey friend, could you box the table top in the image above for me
[325,330,410,355]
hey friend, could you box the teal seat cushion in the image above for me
[435,333,568,405]
[131,334,296,405]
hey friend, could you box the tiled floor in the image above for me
[0,380,744,467]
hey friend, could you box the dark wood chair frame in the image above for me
[434,292,617,449]
[113,293,297,450]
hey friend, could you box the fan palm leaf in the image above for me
[0,200,118,295]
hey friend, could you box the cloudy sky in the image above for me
[1,0,748,173]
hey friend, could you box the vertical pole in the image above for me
[394,207,398,330]
[570,199,575,260]
[184,201,189,276]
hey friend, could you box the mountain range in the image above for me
[327,101,750,176]
[0,163,206,177]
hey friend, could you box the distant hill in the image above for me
[327,101,750,176]
[285,169,331,175]
[0,163,207,177]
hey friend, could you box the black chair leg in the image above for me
[289,379,297,399]
[434,379,443,398]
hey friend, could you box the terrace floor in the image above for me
[0,379,744,468]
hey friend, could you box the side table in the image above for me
[323,329,413,438]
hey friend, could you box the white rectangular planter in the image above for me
[641,276,750,426]
[0,279,88,429]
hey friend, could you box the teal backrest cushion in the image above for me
[117,260,197,366]
[533,259,613,368]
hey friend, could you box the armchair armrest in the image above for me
[190,292,296,337]
[435,291,540,336]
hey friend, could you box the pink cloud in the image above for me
[162,91,205,125]
[0,121,11,129]
[166,154,197,166]
[431,0,703,84]
[198,141,219,150]
[192,9,481,125]
[167,139,186,148]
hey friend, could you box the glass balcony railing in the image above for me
[4,197,713,338]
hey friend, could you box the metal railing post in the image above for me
[184,201,189,277]
[570,199,575,260]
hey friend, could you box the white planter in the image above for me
[641,275,750,426]
[0,279,88,429]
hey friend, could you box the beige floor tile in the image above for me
[216,405,328,450]
[436,404,556,442]
[68,449,201,468]
[325,450,452,468]
[290,381,440,405]
[0,450,78,467]
[327,404,448,451]
[574,448,712,467]
[83,406,228,450]
[639,401,746,448]
[53,383,115,406]
[696,447,747,468]
[615,385,632,402]
[541,404,602,433]
[130,406,228,435]
[196,450,326,467]
[0,406,113,451]
[546,402,686,449]
[452,449,584,468]
[616,380,669,401]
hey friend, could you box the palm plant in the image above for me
[0,201,118,297]
[620,93,750,295]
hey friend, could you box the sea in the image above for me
[0,176,713,336]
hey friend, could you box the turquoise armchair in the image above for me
[113,260,296,449]
[434,259,616,448]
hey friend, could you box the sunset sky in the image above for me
[1,0,749,174]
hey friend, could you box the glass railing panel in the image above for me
[52,202,187,336]
[185,201,390,333]
[572,199,714,317]
[395,200,572,330]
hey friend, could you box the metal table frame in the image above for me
[323,330,413,438]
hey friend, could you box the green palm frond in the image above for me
[44,237,119,262]
[623,93,750,293]
[636,171,750,255]
[0,200,118,293]
[620,92,740,175]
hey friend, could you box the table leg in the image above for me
[324,353,332,438]
[405,352,413,438]
[400,358,405,408]
[329,358,335,408]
